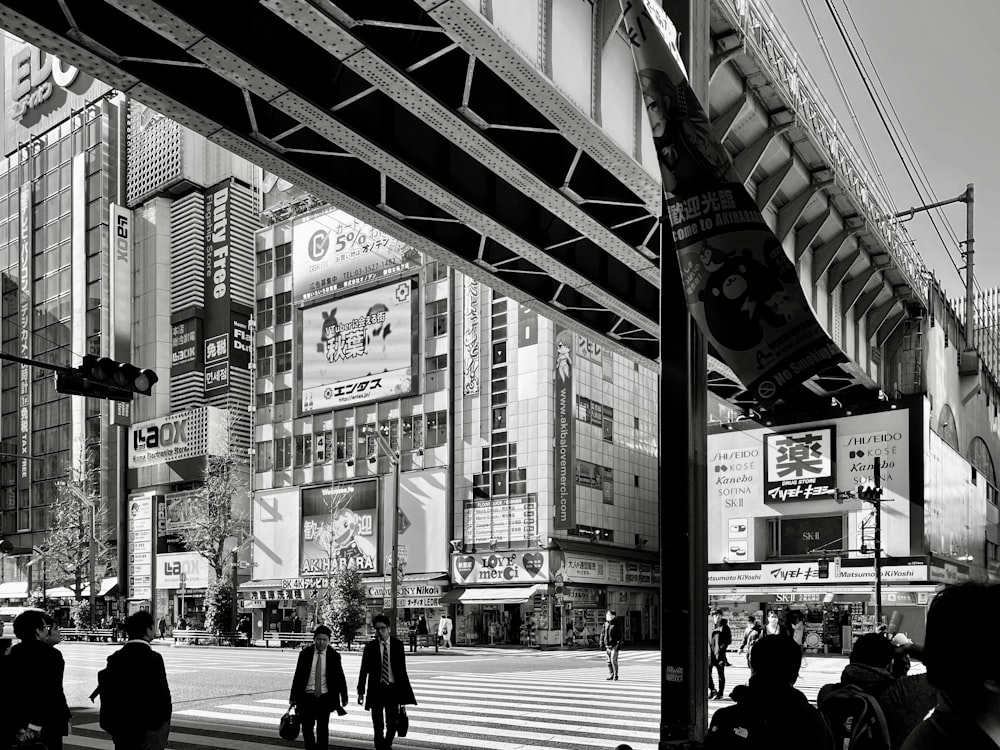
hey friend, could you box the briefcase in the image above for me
[397,705,409,737]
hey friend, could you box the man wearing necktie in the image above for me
[358,615,417,750]
[289,625,348,750]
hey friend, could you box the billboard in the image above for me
[553,327,575,529]
[389,468,449,575]
[164,490,202,533]
[300,280,416,413]
[764,427,837,503]
[171,317,202,374]
[301,481,379,575]
[128,406,227,468]
[157,551,209,590]
[2,40,111,155]
[126,493,155,600]
[292,210,420,302]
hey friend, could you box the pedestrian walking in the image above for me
[705,634,834,749]
[437,613,452,649]
[358,615,416,750]
[600,610,622,681]
[764,610,785,636]
[157,616,167,639]
[97,610,172,750]
[290,625,348,750]
[901,582,1000,748]
[708,609,733,699]
[739,616,762,662]
[4,608,71,750]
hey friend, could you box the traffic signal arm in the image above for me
[56,356,158,401]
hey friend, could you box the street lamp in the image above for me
[369,429,401,638]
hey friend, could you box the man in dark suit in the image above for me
[100,610,172,750]
[4,608,71,750]
[358,614,417,750]
[289,625,348,750]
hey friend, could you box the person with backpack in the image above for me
[98,610,172,750]
[600,610,622,681]
[818,632,936,750]
[705,634,833,748]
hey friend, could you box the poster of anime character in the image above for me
[300,481,379,574]
[299,279,416,413]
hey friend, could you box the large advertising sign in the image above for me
[292,210,420,302]
[764,427,837,503]
[463,496,538,547]
[301,481,379,575]
[452,550,553,585]
[109,205,132,425]
[157,552,209,590]
[17,184,30,503]
[462,277,481,396]
[706,408,911,565]
[553,327,575,529]
[2,40,110,154]
[128,406,227,468]
[300,280,415,413]
[204,181,232,394]
[389,468,449,575]
[164,490,201,533]
[622,0,844,406]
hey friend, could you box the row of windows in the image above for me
[254,411,446,471]
[255,291,292,329]
[256,241,292,281]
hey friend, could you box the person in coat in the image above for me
[358,615,416,750]
[290,625,348,750]
[709,610,733,699]
[4,608,71,750]
[705,634,834,749]
[600,610,623,680]
[738,616,762,663]
[101,610,172,750]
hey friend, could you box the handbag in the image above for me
[397,705,409,737]
[279,706,301,741]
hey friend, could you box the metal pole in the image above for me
[965,183,975,348]
[873,456,882,627]
[389,453,400,639]
[89,504,97,627]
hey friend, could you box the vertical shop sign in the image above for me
[109,204,133,425]
[553,326,575,529]
[621,0,845,406]
[17,184,31,500]
[463,277,480,395]
[203,181,231,395]
[127,494,155,599]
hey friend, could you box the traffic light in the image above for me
[817,556,829,579]
[858,485,883,502]
[56,355,158,401]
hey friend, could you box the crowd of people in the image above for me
[704,581,1000,748]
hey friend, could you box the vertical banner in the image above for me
[462,277,481,395]
[204,181,232,396]
[621,1,844,406]
[109,204,133,425]
[127,493,155,600]
[553,326,575,529]
[17,183,31,521]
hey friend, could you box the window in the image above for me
[425,410,447,448]
[275,339,292,373]
[425,353,447,392]
[256,344,273,377]
[492,341,506,365]
[401,416,423,452]
[335,426,354,461]
[294,434,313,467]
[427,260,447,282]
[603,406,614,443]
[509,468,526,495]
[257,296,273,329]
[274,437,292,470]
[256,247,273,282]
[255,392,273,409]
[274,388,292,405]
[275,241,292,277]
[492,407,506,430]
[275,291,292,326]
[426,299,448,337]
[255,441,273,472]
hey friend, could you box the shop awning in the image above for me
[98,577,119,596]
[440,585,543,605]
[0,581,27,599]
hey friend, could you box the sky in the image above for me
[761,0,1000,303]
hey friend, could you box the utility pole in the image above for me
[873,456,882,627]
[372,430,401,638]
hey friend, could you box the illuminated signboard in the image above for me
[300,481,379,575]
[292,210,420,302]
[299,280,416,413]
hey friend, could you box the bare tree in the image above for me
[38,451,113,604]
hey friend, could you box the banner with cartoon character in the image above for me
[621,1,845,406]
[301,481,379,575]
[553,327,575,529]
[299,279,417,413]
